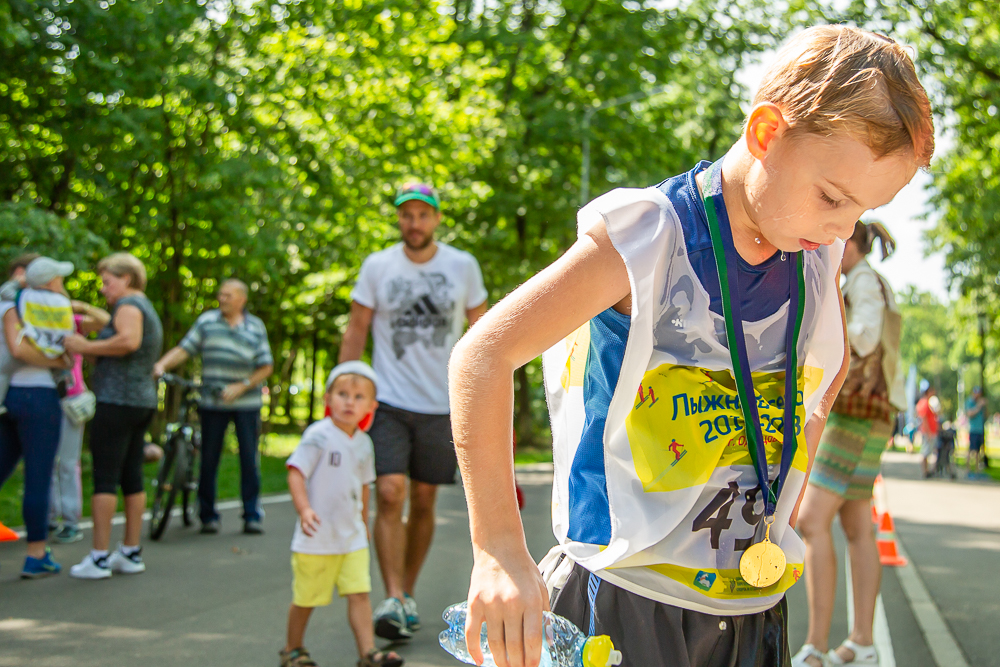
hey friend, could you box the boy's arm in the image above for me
[287,467,320,536]
[790,273,850,528]
[449,221,629,667]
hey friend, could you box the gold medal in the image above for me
[739,517,786,588]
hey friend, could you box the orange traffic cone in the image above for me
[875,511,907,566]
[0,520,19,542]
[872,474,888,516]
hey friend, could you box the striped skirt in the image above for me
[810,412,893,500]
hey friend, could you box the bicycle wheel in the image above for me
[181,441,197,527]
[150,436,185,540]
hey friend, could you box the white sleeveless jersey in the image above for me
[542,187,845,614]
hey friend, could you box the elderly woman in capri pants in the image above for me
[64,252,163,579]
[793,222,904,667]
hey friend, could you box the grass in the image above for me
[514,446,555,465]
[0,432,300,529]
[0,430,554,529]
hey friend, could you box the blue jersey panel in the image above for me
[657,162,790,322]
[567,307,630,545]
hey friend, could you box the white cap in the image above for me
[325,360,379,393]
[607,650,622,666]
[25,257,74,289]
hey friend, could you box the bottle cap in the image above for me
[582,635,622,667]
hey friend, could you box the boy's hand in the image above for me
[299,508,321,536]
[466,545,549,667]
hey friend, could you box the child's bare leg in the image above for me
[798,485,844,662]
[286,604,314,652]
[840,498,881,657]
[346,593,375,657]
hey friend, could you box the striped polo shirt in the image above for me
[178,309,273,410]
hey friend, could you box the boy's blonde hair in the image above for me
[754,25,934,166]
[96,252,147,291]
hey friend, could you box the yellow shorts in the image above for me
[291,548,371,607]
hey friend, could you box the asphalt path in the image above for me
[0,456,991,666]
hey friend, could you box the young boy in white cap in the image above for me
[280,360,404,667]
[0,256,75,416]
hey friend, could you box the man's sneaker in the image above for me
[403,592,421,631]
[200,520,220,534]
[69,553,112,579]
[373,597,413,640]
[108,546,146,574]
[243,520,264,535]
[21,549,61,579]
[54,525,83,543]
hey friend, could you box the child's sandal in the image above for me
[357,648,404,667]
[280,647,318,667]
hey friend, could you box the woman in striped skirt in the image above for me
[793,222,903,667]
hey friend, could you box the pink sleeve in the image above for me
[65,315,86,397]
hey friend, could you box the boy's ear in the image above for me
[745,103,788,159]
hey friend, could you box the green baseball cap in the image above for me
[394,182,440,209]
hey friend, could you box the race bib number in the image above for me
[624,363,820,494]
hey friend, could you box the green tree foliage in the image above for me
[0,0,787,437]
[791,0,1000,398]
[896,286,966,416]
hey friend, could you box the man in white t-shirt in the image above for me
[340,182,488,640]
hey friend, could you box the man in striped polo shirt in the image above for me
[153,279,274,535]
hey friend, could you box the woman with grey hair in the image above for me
[64,252,163,579]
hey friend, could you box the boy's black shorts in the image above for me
[551,562,790,667]
[368,403,457,484]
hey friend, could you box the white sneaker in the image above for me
[69,553,112,579]
[108,546,146,574]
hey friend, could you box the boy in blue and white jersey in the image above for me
[448,26,936,667]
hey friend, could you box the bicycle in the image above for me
[149,373,219,540]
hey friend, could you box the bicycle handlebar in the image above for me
[159,373,223,396]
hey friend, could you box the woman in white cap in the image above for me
[0,255,74,578]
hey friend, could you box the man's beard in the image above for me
[403,232,433,251]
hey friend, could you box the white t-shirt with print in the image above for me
[286,419,376,555]
[351,242,488,414]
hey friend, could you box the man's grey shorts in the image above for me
[368,403,457,484]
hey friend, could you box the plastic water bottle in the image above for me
[439,601,622,667]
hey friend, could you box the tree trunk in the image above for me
[980,307,988,399]
[309,327,320,422]
[280,340,299,420]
